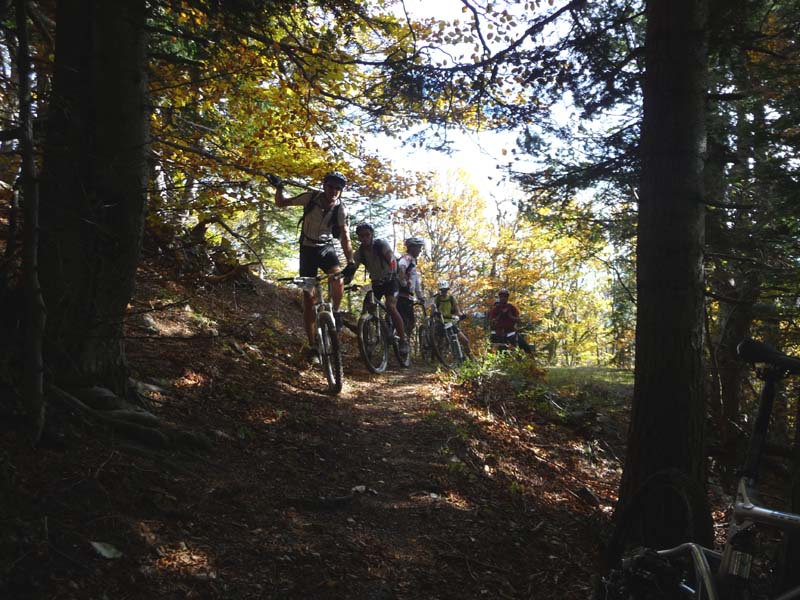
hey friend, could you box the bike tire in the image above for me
[357,313,388,374]
[450,332,465,366]
[417,324,435,364]
[318,311,343,394]
[431,320,457,369]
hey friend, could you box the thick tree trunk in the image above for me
[614,0,713,552]
[39,0,148,393]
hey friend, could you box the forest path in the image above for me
[5,267,610,600]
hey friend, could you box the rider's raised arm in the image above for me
[275,189,312,208]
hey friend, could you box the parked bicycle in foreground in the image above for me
[348,283,410,373]
[278,274,343,394]
[595,337,800,600]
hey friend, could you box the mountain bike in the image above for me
[490,329,533,354]
[595,337,800,600]
[278,274,343,394]
[490,330,521,352]
[351,284,410,373]
[411,300,435,365]
[430,309,466,368]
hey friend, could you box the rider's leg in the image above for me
[385,296,406,342]
[328,265,343,312]
[303,290,316,346]
[397,297,415,333]
[299,245,321,349]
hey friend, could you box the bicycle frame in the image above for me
[430,309,465,367]
[351,284,409,371]
[443,319,464,361]
[278,274,343,394]
[637,339,800,600]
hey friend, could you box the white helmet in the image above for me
[438,280,449,290]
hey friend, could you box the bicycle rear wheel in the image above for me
[358,313,388,373]
[318,311,343,394]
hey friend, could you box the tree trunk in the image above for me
[39,0,148,393]
[17,0,47,443]
[614,0,713,553]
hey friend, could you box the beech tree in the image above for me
[36,0,149,393]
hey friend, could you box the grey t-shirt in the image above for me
[354,239,395,281]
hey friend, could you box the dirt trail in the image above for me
[3,270,609,600]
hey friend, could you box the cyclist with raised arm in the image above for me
[488,288,532,353]
[397,237,425,335]
[434,281,471,357]
[269,171,354,362]
[342,223,409,359]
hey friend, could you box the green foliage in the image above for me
[455,349,545,398]
[544,366,634,390]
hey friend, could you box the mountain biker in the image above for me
[488,288,532,353]
[433,281,471,357]
[269,171,354,363]
[397,237,425,334]
[341,223,409,358]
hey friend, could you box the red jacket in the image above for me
[488,302,519,335]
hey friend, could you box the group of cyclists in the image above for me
[269,170,531,364]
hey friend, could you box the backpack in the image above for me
[398,255,416,294]
[436,293,455,317]
[298,191,344,242]
[358,239,393,268]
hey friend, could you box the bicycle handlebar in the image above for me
[277,272,344,285]
[737,338,800,374]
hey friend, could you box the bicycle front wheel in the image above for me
[318,311,343,394]
[358,313,388,374]
[431,322,458,369]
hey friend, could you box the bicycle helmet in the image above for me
[438,280,450,290]
[405,236,424,248]
[323,171,347,188]
[498,288,509,297]
[355,222,374,234]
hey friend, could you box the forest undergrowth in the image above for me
[1,247,661,599]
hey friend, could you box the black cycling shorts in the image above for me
[397,296,415,330]
[299,243,340,277]
[373,278,399,303]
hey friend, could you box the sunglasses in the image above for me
[324,182,344,191]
